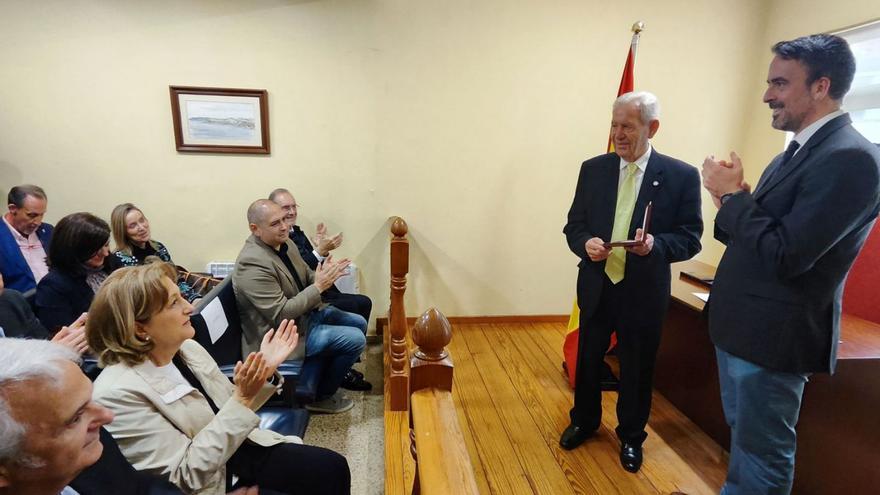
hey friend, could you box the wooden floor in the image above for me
[446,322,728,495]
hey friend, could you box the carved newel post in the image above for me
[389,217,410,411]
[410,308,454,393]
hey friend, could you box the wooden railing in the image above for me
[384,217,479,495]
[388,216,410,412]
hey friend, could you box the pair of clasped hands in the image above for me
[702,151,752,208]
[311,221,351,292]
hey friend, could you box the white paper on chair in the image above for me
[200,297,229,344]
[692,292,710,302]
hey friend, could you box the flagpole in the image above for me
[631,21,644,61]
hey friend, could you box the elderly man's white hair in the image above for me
[614,91,661,124]
[0,338,80,467]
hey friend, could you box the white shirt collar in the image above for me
[792,110,846,150]
[619,144,652,172]
[2,214,30,242]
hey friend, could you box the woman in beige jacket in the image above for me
[86,262,350,494]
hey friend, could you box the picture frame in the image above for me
[169,86,270,154]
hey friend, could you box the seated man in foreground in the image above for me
[233,200,367,413]
[269,187,372,390]
[0,338,182,495]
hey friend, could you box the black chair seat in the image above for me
[257,407,311,440]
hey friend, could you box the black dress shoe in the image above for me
[340,369,372,391]
[619,442,643,473]
[559,424,594,450]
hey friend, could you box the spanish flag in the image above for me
[563,24,642,388]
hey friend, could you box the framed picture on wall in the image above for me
[169,86,270,154]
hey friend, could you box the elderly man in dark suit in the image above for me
[703,34,880,494]
[561,91,703,472]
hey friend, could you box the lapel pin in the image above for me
[652,180,659,186]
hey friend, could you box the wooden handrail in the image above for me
[409,308,479,495]
[389,216,410,411]
[411,389,479,495]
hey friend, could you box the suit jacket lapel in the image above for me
[597,157,620,240]
[629,151,664,237]
[251,235,296,290]
[755,114,852,200]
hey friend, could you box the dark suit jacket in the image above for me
[564,149,703,326]
[34,268,95,333]
[0,222,52,292]
[289,226,342,296]
[69,428,182,495]
[0,288,50,339]
[709,114,880,373]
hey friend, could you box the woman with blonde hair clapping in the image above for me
[87,262,350,495]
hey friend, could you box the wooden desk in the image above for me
[654,259,880,495]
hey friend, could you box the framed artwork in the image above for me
[169,86,270,154]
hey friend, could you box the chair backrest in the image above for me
[191,277,244,366]
[843,221,880,323]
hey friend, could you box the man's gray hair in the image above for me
[268,188,291,202]
[614,91,661,124]
[0,339,80,467]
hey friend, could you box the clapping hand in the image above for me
[259,319,298,369]
[232,352,270,409]
[313,222,343,257]
[703,152,750,207]
[51,312,89,355]
[314,255,351,292]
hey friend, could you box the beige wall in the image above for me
[0,0,792,324]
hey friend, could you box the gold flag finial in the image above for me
[631,21,645,34]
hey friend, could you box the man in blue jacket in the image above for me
[0,185,53,292]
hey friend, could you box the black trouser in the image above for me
[323,291,372,328]
[228,441,351,495]
[570,274,663,445]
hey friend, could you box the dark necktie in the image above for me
[781,140,800,166]
[760,140,800,191]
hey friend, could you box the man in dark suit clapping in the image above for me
[561,91,703,473]
[702,34,880,494]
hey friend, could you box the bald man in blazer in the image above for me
[562,91,702,473]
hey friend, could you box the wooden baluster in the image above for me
[389,217,410,411]
[410,308,454,393]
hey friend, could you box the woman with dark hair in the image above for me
[35,212,115,332]
[110,203,201,302]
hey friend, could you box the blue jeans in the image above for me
[302,306,367,398]
[716,347,810,495]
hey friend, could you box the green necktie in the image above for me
[605,163,639,284]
